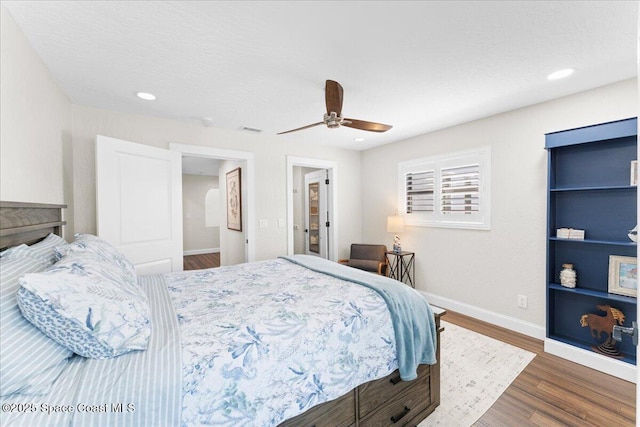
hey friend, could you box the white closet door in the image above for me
[96,135,183,274]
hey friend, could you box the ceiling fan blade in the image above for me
[277,121,324,135]
[325,80,343,116]
[343,118,392,133]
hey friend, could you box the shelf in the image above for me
[545,117,638,374]
[548,283,637,305]
[550,185,636,192]
[549,237,636,247]
[545,117,637,149]
[548,334,636,366]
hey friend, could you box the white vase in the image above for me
[559,264,577,288]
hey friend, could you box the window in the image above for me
[398,147,491,230]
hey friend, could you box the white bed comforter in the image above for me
[166,258,398,426]
[2,258,412,427]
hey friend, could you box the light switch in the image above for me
[259,219,269,228]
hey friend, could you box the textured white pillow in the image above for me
[55,234,136,282]
[17,251,151,359]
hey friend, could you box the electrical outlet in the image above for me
[517,295,528,309]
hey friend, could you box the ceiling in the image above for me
[3,1,638,151]
[182,156,220,177]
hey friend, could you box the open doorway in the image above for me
[292,167,329,257]
[287,156,337,261]
[181,156,221,270]
[171,143,255,266]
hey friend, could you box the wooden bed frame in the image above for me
[0,201,443,427]
[0,201,66,249]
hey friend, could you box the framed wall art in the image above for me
[226,167,242,231]
[608,255,637,297]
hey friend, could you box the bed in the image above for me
[0,202,443,427]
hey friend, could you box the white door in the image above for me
[96,135,183,274]
[304,169,328,258]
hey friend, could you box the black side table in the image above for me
[385,251,415,288]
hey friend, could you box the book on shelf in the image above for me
[556,228,585,240]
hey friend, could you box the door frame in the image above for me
[286,156,337,261]
[170,143,255,263]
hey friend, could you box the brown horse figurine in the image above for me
[580,304,625,345]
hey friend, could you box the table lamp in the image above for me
[387,215,405,253]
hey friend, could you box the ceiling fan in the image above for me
[277,80,392,135]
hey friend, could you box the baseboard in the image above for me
[183,248,220,256]
[544,338,636,383]
[419,291,546,340]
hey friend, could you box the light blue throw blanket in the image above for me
[280,255,437,381]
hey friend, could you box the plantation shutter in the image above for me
[398,147,490,229]
[440,164,480,214]
[405,170,435,213]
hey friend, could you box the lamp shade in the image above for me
[387,215,405,233]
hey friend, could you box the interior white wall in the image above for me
[69,105,363,261]
[182,174,220,254]
[0,7,72,237]
[361,78,637,329]
[219,160,246,266]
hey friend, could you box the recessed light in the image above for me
[136,92,156,100]
[354,137,365,142]
[547,68,575,81]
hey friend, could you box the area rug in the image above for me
[419,321,536,426]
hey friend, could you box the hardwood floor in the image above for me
[183,252,220,270]
[442,311,635,426]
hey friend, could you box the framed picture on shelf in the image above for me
[631,160,638,186]
[226,167,242,231]
[608,255,637,297]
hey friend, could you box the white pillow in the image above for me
[0,255,73,397]
[1,244,48,264]
[55,233,136,282]
[17,251,151,359]
[29,233,68,265]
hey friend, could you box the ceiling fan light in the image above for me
[278,80,392,135]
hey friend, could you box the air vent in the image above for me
[241,126,262,133]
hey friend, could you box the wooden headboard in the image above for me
[0,201,66,250]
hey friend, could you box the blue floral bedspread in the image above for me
[165,258,399,426]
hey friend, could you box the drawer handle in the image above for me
[390,406,410,423]
[389,375,402,385]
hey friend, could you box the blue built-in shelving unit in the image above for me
[545,117,637,381]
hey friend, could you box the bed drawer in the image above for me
[358,368,431,427]
[358,364,431,419]
[278,389,355,427]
